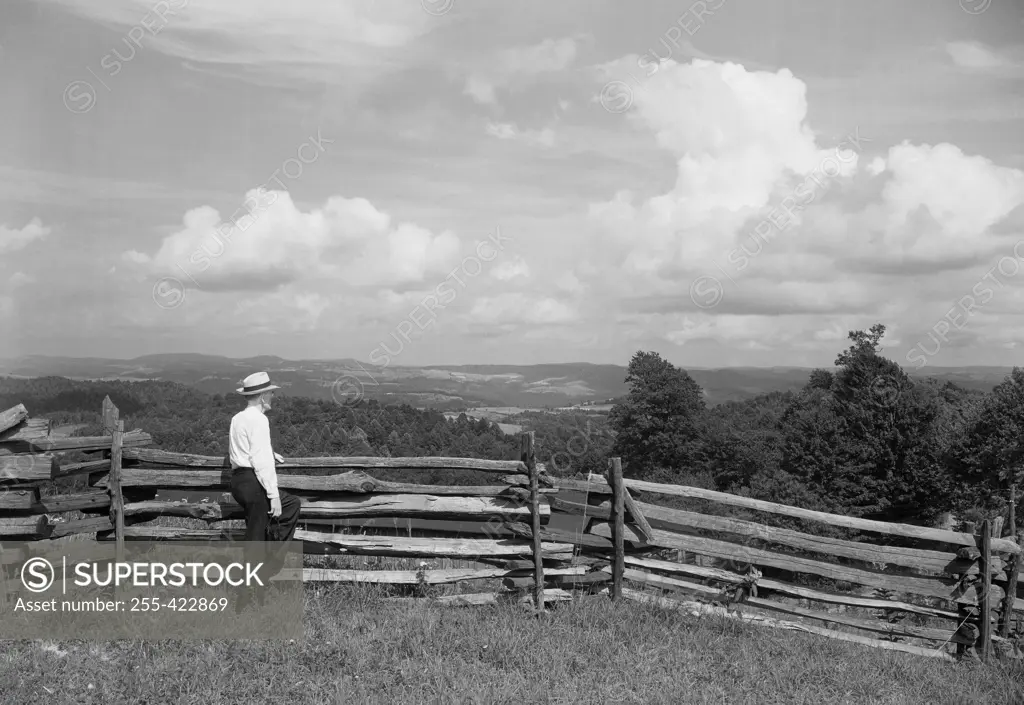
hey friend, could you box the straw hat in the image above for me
[236,371,281,396]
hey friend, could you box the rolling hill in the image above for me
[0,354,1016,409]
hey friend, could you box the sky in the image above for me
[0,0,1023,370]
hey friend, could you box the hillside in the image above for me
[2,593,1021,704]
[0,355,1014,409]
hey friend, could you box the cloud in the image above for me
[0,166,237,210]
[879,141,1024,241]
[0,218,50,254]
[946,41,1007,69]
[7,272,35,290]
[464,36,578,105]
[468,293,575,325]
[231,289,331,333]
[554,271,584,294]
[123,189,462,292]
[945,40,1024,71]
[571,55,1024,358]
[37,0,439,86]
[490,257,531,281]
[588,58,862,278]
[485,122,555,147]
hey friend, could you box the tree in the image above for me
[777,324,950,522]
[608,351,707,480]
[946,368,1024,522]
[806,369,833,391]
[701,392,792,493]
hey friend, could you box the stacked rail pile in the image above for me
[0,401,152,546]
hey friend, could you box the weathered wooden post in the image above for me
[999,540,1021,639]
[102,397,125,560]
[979,519,992,662]
[992,516,1005,541]
[999,491,1021,639]
[607,457,625,600]
[521,431,544,612]
[1009,483,1017,540]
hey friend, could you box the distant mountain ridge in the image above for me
[0,355,1016,409]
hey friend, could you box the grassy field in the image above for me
[2,580,1023,705]
[7,494,1021,703]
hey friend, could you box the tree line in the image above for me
[2,325,1019,532]
[608,324,1021,530]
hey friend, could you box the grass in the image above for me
[2,582,1023,705]
[11,495,1023,703]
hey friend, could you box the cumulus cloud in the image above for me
[465,37,578,105]
[123,189,462,292]
[879,141,1024,241]
[0,218,50,254]
[575,55,1024,359]
[588,58,862,279]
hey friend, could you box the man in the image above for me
[228,371,302,610]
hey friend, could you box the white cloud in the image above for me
[877,141,1024,250]
[490,257,530,281]
[468,293,575,325]
[946,41,1010,70]
[122,250,150,265]
[465,76,497,105]
[123,189,462,292]
[465,37,578,106]
[0,218,50,254]
[555,271,584,294]
[572,55,1024,358]
[484,122,516,140]
[485,122,555,147]
[232,289,331,333]
[37,0,437,86]
[588,58,862,277]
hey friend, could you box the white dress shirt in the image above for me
[229,404,279,500]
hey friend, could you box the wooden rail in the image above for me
[121,447,527,474]
[0,398,572,611]
[1,396,1020,663]
[613,477,1021,555]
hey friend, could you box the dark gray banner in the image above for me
[0,540,304,640]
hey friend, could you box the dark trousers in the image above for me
[229,467,302,588]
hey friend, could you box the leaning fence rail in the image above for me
[549,468,1023,662]
[1,397,1021,661]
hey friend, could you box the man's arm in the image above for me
[249,414,280,501]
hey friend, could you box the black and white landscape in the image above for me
[2,0,1024,700]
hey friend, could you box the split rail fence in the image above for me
[1,398,1021,663]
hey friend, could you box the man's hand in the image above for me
[269,497,282,518]
[274,452,284,464]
